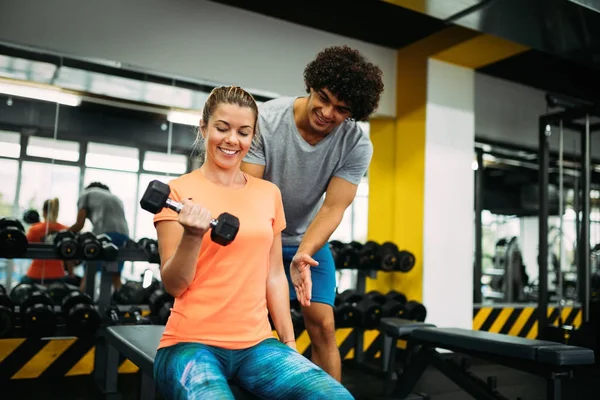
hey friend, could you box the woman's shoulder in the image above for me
[246,174,281,196]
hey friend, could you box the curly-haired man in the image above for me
[242,45,384,380]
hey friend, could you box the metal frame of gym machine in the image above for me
[538,102,600,337]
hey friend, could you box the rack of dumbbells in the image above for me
[0,216,174,380]
[328,240,427,376]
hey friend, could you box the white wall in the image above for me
[0,0,397,117]
[475,73,599,157]
[423,59,475,329]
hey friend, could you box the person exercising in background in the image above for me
[69,182,130,291]
[242,45,384,381]
[22,198,74,284]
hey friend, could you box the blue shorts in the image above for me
[283,244,336,307]
[104,232,129,274]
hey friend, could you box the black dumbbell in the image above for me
[125,306,150,325]
[397,250,416,273]
[404,301,427,322]
[78,232,102,259]
[358,241,381,270]
[106,306,121,325]
[148,288,174,325]
[0,217,28,258]
[378,242,400,271]
[356,297,383,329]
[0,284,15,338]
[16,286,56,338]
[97,234,119,261]
[54,230,79,259]
[138,238,160,264]
[334,293,360,328]
[47,281,73,305]
[22,209,40,224]
[113,281,147,305]
[363,290,405,319]
[333,242,362,269]
[140,180,240,246]
[62,290,101,336]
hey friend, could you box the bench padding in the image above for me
[105,325,164,372]
[411,327,595,366]
[379,318,435,338]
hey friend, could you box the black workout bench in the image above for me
[97,325,261,399]
[379,318,595,400]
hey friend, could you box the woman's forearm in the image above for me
[266,273,295,343]
[161,233,203,297]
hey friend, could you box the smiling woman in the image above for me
[151,85,353,399]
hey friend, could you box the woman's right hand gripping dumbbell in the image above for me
[178,199,213,238]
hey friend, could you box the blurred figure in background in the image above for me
[22,198,74,285]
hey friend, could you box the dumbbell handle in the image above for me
[165,198,218,228]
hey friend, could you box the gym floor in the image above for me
[4,358,599,400]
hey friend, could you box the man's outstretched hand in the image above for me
[290,253,318,307]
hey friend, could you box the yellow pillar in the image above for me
[367,26,528,302]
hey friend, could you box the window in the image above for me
[330,176,369,293]
[85,142,139,172]
[0,130,21,158]
[143,151,187,175]
[26,137,79,162]
[19,162,81,225]
[0,158,19,217]
[83,169,138,238]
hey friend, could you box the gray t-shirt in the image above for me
[77,187,129,236]
[244,97,373,246]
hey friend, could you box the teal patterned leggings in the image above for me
[154,338,354,400]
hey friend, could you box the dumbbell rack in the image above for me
[13,243,153,318]
[352,268,377,366]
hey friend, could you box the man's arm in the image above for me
[241,162,265,179]
[69,209,87,233]
[297,176,358,257]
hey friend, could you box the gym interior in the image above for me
[1,1,600,399]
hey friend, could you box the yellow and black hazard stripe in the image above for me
[0,336,143,381]
[472,306,582,339]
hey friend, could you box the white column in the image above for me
[422,59,475,329]
[519,217,540,284]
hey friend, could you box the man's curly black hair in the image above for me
[303,45,384,121]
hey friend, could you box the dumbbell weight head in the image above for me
[78,232,101,259]
[358,241,381,270]
[386,290,407,306]
[22,209,40,224]
[148,289,174,319]
[97,234,119,261]
[328,240,344,265]
[397,250,416,273]
[378,242,400,271]
[140,180,240,246]
[62,291,101,337]
[365,291,387,305]
[54,230,79,259]
[210,213,240,246]
[113,281,146,305]
[0,285,15,338]
[47,281,72,306]
[356,298,383,329]
[382,299,405,318]
[20,290,56,338]
[334,296,359,329]
[404,300,427,322]
[10,283,36,306]
[138,238,160,264]
[0,218,28,258]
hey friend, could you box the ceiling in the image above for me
[210,0,600,104]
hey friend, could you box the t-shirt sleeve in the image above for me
[333,137,374,185]
[243,115,267,166]
[272,185,286,236]
[153,180,181,225]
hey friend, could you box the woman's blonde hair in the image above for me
[42,198,59,223]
